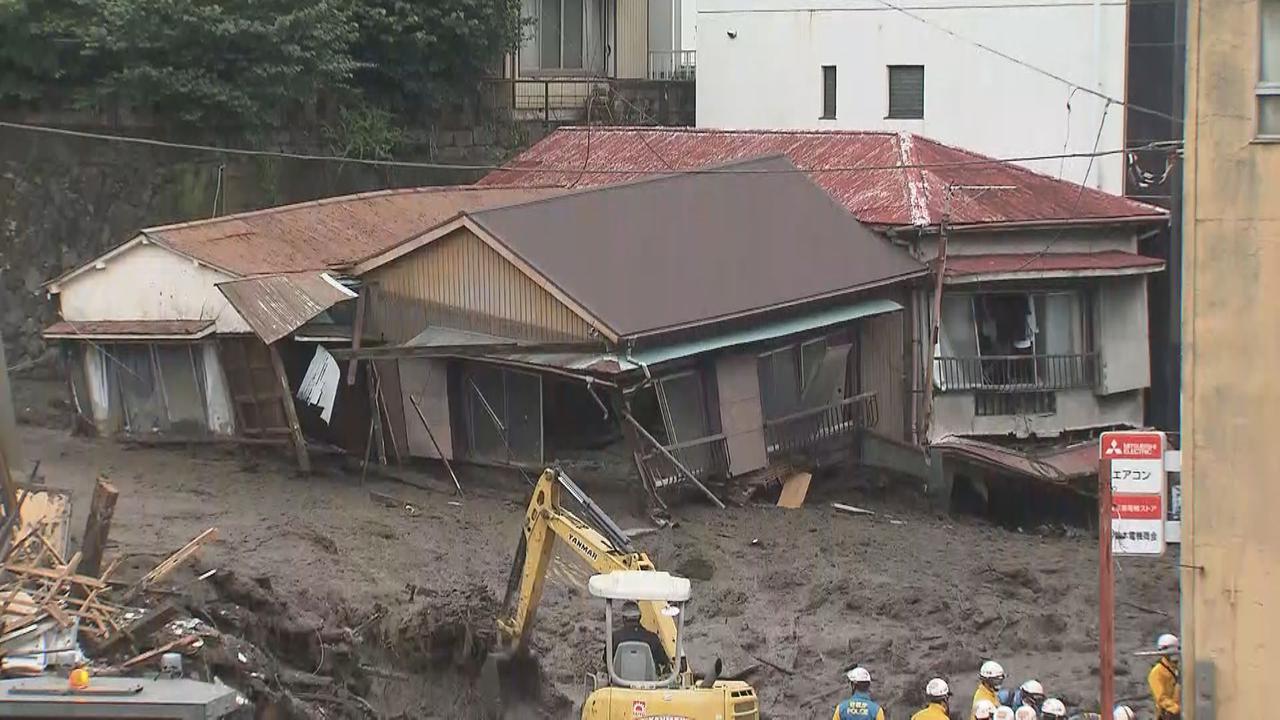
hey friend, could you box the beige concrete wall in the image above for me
[930,387,1143,440]
[1182,0,1280,717]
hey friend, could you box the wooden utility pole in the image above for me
[0,334,20,518]
[1098,456,1116,717]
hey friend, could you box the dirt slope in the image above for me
[18,422,1177,719]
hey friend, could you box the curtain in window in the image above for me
[935,295,980,389]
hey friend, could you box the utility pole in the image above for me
[0,333,22,517]
[918,184,1015,441]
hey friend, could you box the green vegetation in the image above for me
[0,0,524,133]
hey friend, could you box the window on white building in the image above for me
[524,0,585,71]
[1261,0,1280,136]
[821,65,837,119]
[887,65,925,119]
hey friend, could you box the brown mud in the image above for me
[14,393,1178,720]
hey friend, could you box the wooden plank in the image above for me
[408,395,462,495]
[92,603,178,655]
[77,478,118,583]
[123,528,217,602]
[1,564,106,590]
[777,472,812,509]
[267,344,310,473]
[33,551,81,607]
[119,634,200,670]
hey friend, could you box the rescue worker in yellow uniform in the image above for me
[911,678,951,720]
[1147,633,1181,719]
[833,667,887,720]
[972,660,1004,720]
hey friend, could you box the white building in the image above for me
[695,0,1126,193]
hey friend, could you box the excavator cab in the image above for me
[590,571,690,690]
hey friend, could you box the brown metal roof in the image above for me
[42,319,214,340]
[216,272,357,344]
[467,155,928,338]
[140,186,565,276]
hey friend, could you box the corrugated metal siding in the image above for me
[615,0,649,79]
[366,227,596,344]
[860,309,908,442]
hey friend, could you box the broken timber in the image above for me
[408,394,463,495]
[622,411,726,509]
[78,478,118,584]
[122,527,218,604]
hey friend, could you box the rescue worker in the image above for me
[999,679,1045,712]
[1041,698,1068,720]
[992,706,1016,720]
[1013,707,1037,720]
[972,660,1004,719]
[1114,705,1137,720]
[833,667,886,720]
[910,678,951,720]
[973,700,996,720]
[1147,633,1181,720]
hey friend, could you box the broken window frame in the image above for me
[462,362,544,465]
[757,332,847,421]
[935,287,1094,393]
[100,342,210,434]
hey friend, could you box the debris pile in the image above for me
[0,478,219,676]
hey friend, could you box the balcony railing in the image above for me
[639,433,730,489]
[763,392,879,460]
[648,50,696,81]
[934,353,1098,393]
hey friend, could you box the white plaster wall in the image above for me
[54,241,250,334]
[201,341,236,435]
[931,387,1143,440]
[696,0,1127,193]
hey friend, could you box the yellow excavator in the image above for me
[487,467,760,720]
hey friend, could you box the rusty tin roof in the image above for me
[141,186,565,276]
[478,127,1168,228]
[216,272,356,344]
[42,319,215,340]
[946,251,1166,279]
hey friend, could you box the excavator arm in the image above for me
[497,468,679,665]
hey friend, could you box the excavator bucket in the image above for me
[479,650,546,719]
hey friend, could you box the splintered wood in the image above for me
[0,514,218,657]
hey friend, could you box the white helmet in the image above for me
[993,707,1016,720]
[1041,698,1067,719]
[979,660,1006,684]
[974,700,997,720]
[846,667,872,684]
[1113,705,1136,720]
[925,677,950,699]
[1157,633,1180,654]
[1019,679,1044,696]
[1014,707,1038,720]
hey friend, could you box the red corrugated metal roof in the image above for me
[42,319,214,339]
[478,128,1168,228]
[142,186,564,276]
[946,251,1166,277]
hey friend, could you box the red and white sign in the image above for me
[1101,431,1167,556]
[632,700,646,717]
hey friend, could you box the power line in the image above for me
[864,0,1185,125]
[0,119,1179,177]
[1011,100,1117,272]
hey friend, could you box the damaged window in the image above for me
[935,290,1090,393]
[757,334,852,420]
[102,343,208,434]
[462,364,543,464]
